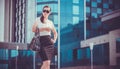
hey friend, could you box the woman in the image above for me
[32,5,57,69]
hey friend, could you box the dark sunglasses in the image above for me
[43,10,50,13]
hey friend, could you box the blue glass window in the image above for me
[86,30,90,38]
[97,8,102,14]
[77,49,82,59]
[37,5,42,13]
[109,0,112,4]
[103,3,109,8]
[0,49,8,60]
[73,5,79,15]
[86,48,90,59]
[0,64,8,69]
[86,0,90,2]
[37,0,43,2]
[37,5,42,12]
[92,2,97,7]
[68,50,73,61]
[73,16,79,24]
[92,7,97,13]
[37,0,57,2]
[108,9,112,12]
[53,15,58,24]
[51,4,58,12]
[86,7,90,13]
[37,4,58,13]
[92,13,97,18]
[11,50,18,57]
[97,0,102,3]
[73,0,79,3]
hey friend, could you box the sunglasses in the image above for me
[43,10,50,13]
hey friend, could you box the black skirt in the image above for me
[38,35,54,61]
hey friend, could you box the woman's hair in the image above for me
[40,5,51,23]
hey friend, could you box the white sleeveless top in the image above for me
[36,17,53,36]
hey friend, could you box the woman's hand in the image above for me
[51,39,56,44]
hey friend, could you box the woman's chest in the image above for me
[38,22,51,29]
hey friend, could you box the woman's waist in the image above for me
[39,31,51,36]
[39,35,51,40]
[39,35,53,46]
[39,35,50,38]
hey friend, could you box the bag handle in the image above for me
[35,26,40,36]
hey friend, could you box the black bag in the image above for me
[28,27,41,51]
[54,46,58,55]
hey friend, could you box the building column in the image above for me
[4,0,10,42]
[26,0,36,43]
[109,29,120,65]
[0,0,5,42]
[4,0,16,42]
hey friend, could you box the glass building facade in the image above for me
[86,0,115,39]
[0,0,120,69]
[60,0,120,68]
[60,0,85,67]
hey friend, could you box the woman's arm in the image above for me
[51,22,58,43]
[32,21,38,32]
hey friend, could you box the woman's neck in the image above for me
[44,17,48,20]
[44,17,48,22]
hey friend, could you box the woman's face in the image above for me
[42,7,51,18]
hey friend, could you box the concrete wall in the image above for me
[81,29,120,66]
[0,0,5,42]
[81,34,109,47]
[109,29,120,65]
[0,0,15,42]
